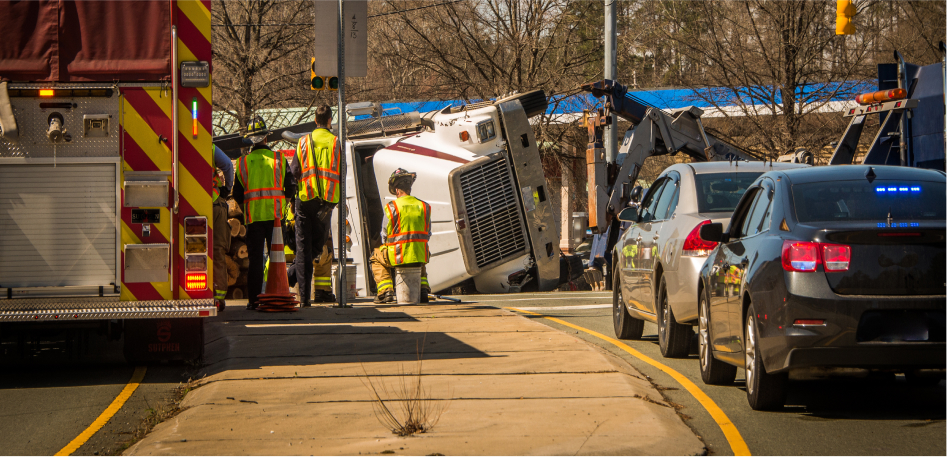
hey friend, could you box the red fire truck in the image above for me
[0,0,214,361]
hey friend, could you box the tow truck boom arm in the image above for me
[580,79,758,233]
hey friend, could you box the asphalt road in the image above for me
[0,328,189,456]
[474,291,946,456]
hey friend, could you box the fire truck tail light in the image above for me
[39,89,55,97]
[185,255,207,272]
[185,236,207,254]
[184,217,207,235]
[185,273,207,291]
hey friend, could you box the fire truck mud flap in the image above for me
[124,317,204,363]
[497,99,560,291]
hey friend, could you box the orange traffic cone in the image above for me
[257,218,299,312]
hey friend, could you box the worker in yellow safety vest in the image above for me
[370,168,431,304]
[211,145,234,312]
[233,116,295,310]
[288,105,339,306]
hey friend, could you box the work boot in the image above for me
[215,299,226,313]
[246,301,258,311]
[420,290,430,303]
[300,300,311,308]
[314,290,337,303]
[374,290,395,304]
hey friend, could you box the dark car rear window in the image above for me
[792,180,946,223]
[694,172,762,212]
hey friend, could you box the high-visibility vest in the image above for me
[384,195,431,265]
[212,168,224,202]
[236,148,286,223]
[295,128,340,203]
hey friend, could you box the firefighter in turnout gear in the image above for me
[289,105,339,306]
[370,168,431,304]
[233,116,295,310]
[211,145,234,312]
[312,234,336,301]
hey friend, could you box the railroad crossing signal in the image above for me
[310,58,337,91]
[836,0,856,35]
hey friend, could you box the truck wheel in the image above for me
[745,304,787,410]
[613,264,643,339]
[699,292,736,385]
[658,277,692,358]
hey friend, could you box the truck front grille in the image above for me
[459,157,527,268]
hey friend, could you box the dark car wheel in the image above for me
[658,276,692,358]
[698,291,737,385]
[745,303,788,411]
[613,264,644,340]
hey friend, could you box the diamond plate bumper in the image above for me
[0,298,216,322]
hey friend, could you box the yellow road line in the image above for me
[506,307,751,456]
[55,366,147,456]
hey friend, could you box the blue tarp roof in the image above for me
[355,81,874,120]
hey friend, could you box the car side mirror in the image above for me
[617,207,639,223]
[630,185,644,203]
[699,222,725,243]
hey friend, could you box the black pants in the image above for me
[246,221,274,306]
[293,198,334,303]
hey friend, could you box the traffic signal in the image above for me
[309,58,338,91]
[310,58,324,90]
[836,0,855,35]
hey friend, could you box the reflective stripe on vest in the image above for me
[296,129,339,203]
[237,148,285,223]
[212,169,223,202]
[384,195,431,266]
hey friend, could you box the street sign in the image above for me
[312,0,367,77]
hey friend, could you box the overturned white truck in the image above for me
[215,91,571,296]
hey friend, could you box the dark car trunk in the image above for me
[823,228,946,295]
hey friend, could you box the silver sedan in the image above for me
[611,161,809,357]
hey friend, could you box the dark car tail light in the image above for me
[782,240,852,272]
[683,220,717,256]
[821,244,851,272]
[782,241,819,272]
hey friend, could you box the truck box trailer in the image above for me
[0,0,215,362]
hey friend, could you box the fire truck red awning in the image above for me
[0,0,171,82]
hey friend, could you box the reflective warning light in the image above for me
[185,273,207,291]
[192,97,198,138]
[39,89,54,97]
[199,310,210,316]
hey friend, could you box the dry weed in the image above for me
[361,337,451,436]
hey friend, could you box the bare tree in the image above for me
[211,0,315,134]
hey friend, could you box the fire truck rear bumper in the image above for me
[0,298,216,322]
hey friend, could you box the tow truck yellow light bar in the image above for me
[856,88,906,105]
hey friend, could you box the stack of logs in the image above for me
[224,198,250,300]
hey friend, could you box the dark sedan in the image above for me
[695,165,946,410]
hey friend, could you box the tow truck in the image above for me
[578,79,758,285]
[0,0,214,362]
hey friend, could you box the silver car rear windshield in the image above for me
[792,180,946,223]
[694,172,762,213]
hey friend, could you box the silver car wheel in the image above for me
[745,313,757,395]
[699,298,710,370]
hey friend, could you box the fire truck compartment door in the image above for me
[0,162,118,288]
[497,99,560,291]
[124,244,169,283]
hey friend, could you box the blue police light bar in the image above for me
[876,185,922,194]
[877,222,886,227]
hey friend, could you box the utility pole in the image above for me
[335,0,349,308]
[604,0,617,164]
